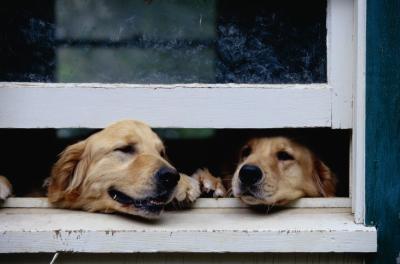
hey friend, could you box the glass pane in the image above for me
[57,47,216,83]
[1,0,327,83]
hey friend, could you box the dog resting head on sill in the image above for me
[195,136,336,206]
[47,120,200,219]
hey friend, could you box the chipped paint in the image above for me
[53,230,61,239]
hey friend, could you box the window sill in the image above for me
[0,198,376,253]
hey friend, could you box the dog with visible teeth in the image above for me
[195,137,336,206]
[47,120,200,219]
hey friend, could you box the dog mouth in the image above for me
[240,186,264,199]
[240,190,262,200]
[108,188,169,215]
[238,187,275,204]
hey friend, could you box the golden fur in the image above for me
[48,120,200,218]
[196,137,336,205]
[0,175,12,200]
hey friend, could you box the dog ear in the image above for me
[48,140,89,204]
[312,158,337,197]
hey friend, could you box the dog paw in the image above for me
[174,174,201,203]
[193,168,227,198]
[0,175,12,201]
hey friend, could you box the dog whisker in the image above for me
[225,187,233,197]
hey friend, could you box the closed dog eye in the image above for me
[114,145,136,154]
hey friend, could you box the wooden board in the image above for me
[0,197,352,209]
[0,83,332,128]
[327,0,354,128]
[352,0,367,224]
[0,207,376,253]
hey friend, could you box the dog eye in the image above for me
[160,150,166,158]
[241,146,252,158]
[277,151,294,161]
[115,145,135,154]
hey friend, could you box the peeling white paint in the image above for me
[0,207,376,253]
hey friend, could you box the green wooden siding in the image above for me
[366,0,400,263]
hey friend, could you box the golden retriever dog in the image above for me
[195,136,336,206]
[47,120,200,219]
[0,175,12,201]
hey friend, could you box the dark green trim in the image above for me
[366,0,400,263]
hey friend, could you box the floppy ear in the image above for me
[48,140,89,204]
[312,158,337,197]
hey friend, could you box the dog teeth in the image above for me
[149,199,163,205]
[113,194,117,200]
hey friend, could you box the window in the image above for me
[0,0,375,254]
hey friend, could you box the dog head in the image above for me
[232,137,336,206]
[48,120,180,219]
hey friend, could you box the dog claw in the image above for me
[214,188,226,198]
[193,169,227,198]
[174,174,201,203]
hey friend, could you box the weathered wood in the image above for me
[0,197,352,209]
[327,0,354,128]
[366,0,400,263]
[352,0,367,224]
[0,83,332,128]
[0,207,376,253]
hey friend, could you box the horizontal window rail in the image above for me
[0,82,332,128]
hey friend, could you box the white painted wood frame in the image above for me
[0,207,376,253]
[327,0,354,129]
[0,1,354,130]
[352,0,367,224]
[1,197,352,209]
[0,0,370,252]
[0,83,331,128]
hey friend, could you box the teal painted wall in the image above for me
[366,0,400,263]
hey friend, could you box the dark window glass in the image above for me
[0,0,326,83]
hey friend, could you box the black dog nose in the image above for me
[239,164,263,186]
[155,167,180,191]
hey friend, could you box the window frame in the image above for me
[0,0,372,253]
[1,1,352,129]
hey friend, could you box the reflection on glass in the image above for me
[1,0,327,84]
[57,47,216,83]
[56,0,216,41]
